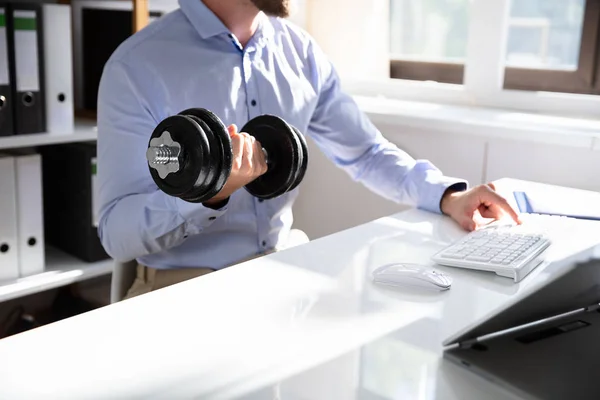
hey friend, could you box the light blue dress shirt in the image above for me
[97,0,467,268]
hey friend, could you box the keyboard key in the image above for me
[442,253,465,259]
[467,255,492,262]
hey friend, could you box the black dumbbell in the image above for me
[146,108,308,203]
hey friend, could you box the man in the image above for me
[97,0,520,299]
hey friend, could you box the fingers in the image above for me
[230,130,243,170]
[213,126,269,201]
[235,131,267,178]
[254,140,268,175]
[217,125,266,200]
[480,187,522,224]
[252,139,268,175]
[459,217,477,231]
[228,129,265,179]
[447,183,523,232]
[227,124,238,137]
[239,132,266,177]
[240,132,253,175]
[478,205,498,219]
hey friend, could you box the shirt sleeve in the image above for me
[96,60,227,262]
[306,43,468,214]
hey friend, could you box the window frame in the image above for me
[390,0,600,96]
[390,60,463,85]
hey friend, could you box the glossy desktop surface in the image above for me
[0,179,598,400]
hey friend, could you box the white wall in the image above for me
[291,121,600,240]
[486,139,600,192]
[287,0,307,28]
[304,0,389,80]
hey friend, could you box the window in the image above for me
[505,0,600,94]
[390,0,469,84]
[390,0,600,95]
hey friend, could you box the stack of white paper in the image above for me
[514,186,600,221]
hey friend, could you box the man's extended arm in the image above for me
[306,45,467,213]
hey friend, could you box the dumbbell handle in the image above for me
[147,145,270,175]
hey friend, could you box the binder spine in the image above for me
[0,156,19,281]
[12,5,45,135]
[0,6,14,136]
[42,4,73,134]
[14,153,45,277]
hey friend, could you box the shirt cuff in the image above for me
[417,174,468,215]
[175,197,228,235]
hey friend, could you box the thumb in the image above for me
[458,214,477,231]
[227,124,238,137]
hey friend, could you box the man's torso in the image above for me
[103,0,325,268]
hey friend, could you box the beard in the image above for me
[249,0,291,18]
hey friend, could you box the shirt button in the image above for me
[258,198,264,203]
[262,240,267,247]
[251,99,257,106]
[209,216,216,221]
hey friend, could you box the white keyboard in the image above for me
[432,224,551,282]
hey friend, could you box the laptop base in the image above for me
[445,307,600,400]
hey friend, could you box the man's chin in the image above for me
[250,0,291,18]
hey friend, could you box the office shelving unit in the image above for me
[0,118,97,150]
[0,248,113,303]
[0,0,149,302]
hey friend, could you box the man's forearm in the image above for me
[98,191,227,262]
[339,139,467,213]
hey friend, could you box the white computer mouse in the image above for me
[372,263,452,291]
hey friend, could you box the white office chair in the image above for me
[280,228,310,250]
[109,229,310,303]
[110,260,138,304]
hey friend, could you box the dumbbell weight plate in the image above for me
[286,126,308,193]
[178,108,232,203]
[179,114,219,203]
[242,115,300,199]
[147,115,212,199]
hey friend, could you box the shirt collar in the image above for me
[179,0,229,39]
[179,0,275,42]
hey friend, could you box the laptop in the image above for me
[443,246,600,400]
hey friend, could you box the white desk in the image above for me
[0,178,598,400]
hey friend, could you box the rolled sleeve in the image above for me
[415,170,468,214]
[177,198,228,236]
